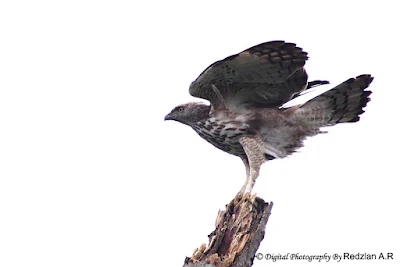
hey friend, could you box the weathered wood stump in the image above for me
[183,194,273,267]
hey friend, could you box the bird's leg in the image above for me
[242,158,250,178]
[238,136,265,196]
[239,158,250,194]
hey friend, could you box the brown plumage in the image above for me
[165,41,373,196]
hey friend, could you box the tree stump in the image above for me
[183,194,273,267]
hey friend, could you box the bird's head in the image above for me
[164,102,211,126]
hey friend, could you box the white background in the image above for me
[1,1,399,266]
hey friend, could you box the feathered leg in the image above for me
[238,136,265,196]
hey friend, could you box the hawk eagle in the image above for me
[165,41,373,195]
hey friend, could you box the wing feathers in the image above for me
[189,41,309,111]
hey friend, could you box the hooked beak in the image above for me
[164,113,172,121]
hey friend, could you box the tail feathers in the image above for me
[298,74,373,126]
[306,80,330,89]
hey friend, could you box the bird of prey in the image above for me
[165,41,373,196]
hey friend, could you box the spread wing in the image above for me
[189,41,309,111]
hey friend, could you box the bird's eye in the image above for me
[178,107,184,112]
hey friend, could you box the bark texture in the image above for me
[183,194,273,267]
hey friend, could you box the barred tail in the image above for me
[297,74,373,127]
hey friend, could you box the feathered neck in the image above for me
[191,104,212,123]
